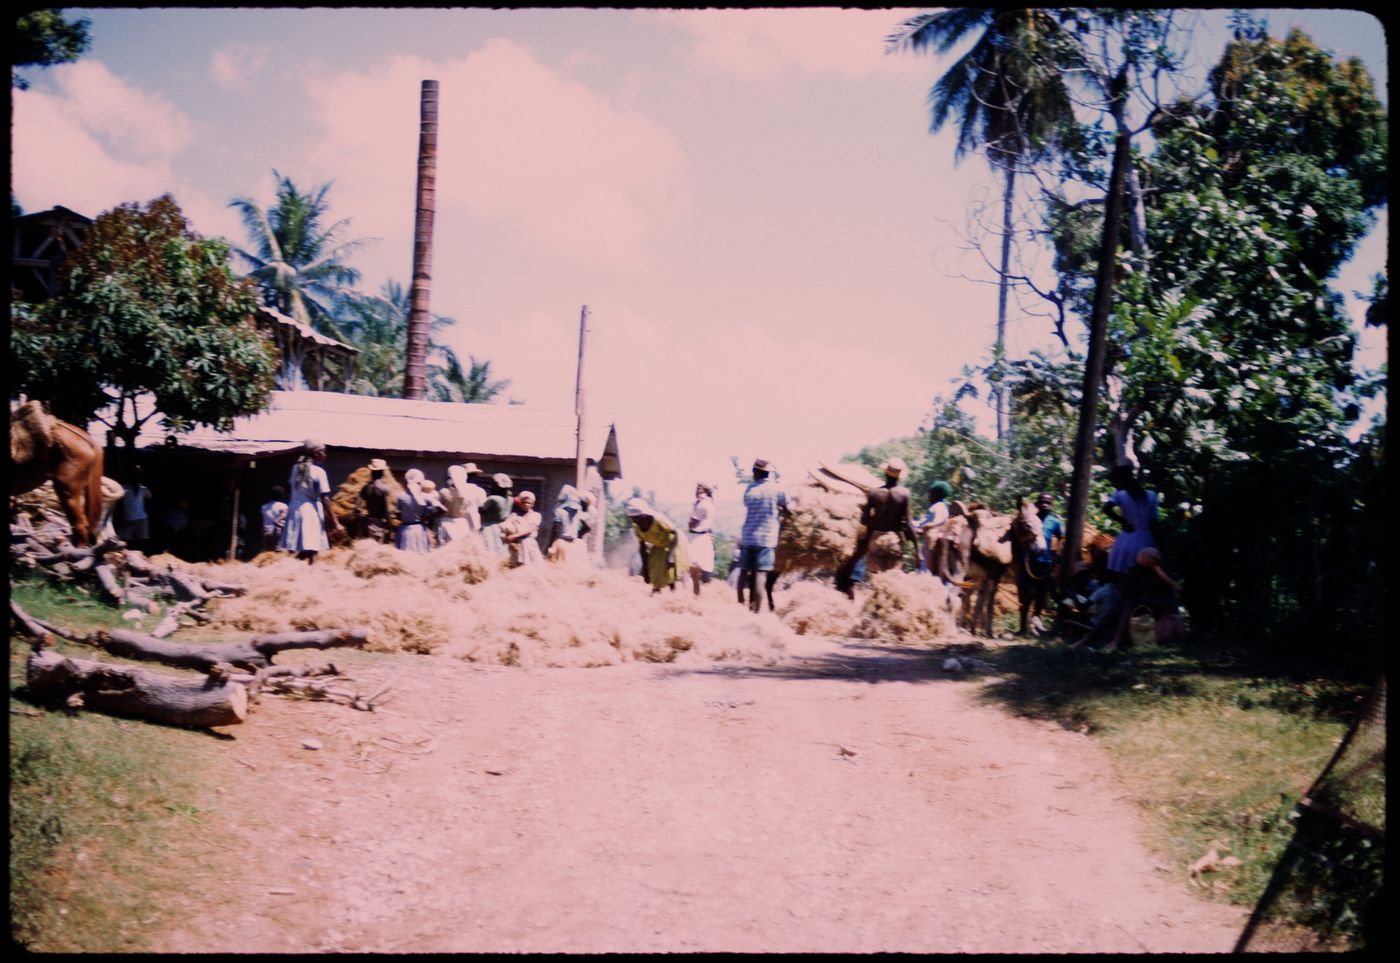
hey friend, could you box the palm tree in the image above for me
[888,9,1078,444]
[229,171,372,340]
[335,281,511,403]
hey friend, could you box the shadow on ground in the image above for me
[665,637,998,686]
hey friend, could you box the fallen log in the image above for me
[89,626,371,671]
[26,649,248,728]
[93,562,125,603]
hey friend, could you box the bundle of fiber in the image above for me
[775,579,860,637]
[851,570,956,641]
[776,482,863,572]
[329,466,404,525]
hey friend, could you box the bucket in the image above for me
[1128,606,1157,648]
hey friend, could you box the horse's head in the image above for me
[1012,499,1046,556]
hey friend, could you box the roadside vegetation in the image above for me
[963,635,1381,949]
[9,575,216,952]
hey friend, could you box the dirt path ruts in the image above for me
[155,633,1244,953]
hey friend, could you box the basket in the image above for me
[1128,606,1157,648]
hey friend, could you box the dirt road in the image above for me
[155,631,1244,953]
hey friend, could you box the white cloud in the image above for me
[301,39,687,272]
[10,60,216,221]
[210,42,271,90]
[649,8,926,82]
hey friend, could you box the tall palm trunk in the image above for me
[404,79,439,400]
[994,162,1015,445]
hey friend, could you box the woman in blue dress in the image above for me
[280,439,342,564]
[1103,462,1159,579]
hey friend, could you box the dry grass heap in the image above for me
[186,537,802,668]
[851,570,957,641]
[330,466,405,525]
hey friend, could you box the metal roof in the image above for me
[256,306,358,353]
[102,390,619,465]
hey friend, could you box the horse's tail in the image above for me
[10,400,56,465]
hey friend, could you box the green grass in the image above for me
[972,637,1382,949]
[9,575,218,952]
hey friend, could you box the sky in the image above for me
[12,6,1388,505]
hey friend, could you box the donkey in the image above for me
[959,500,1045,638]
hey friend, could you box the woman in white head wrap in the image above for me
[437,465,480,546]
[546,485,589,567]
[280,439,341,563]
[686,481,717,596]
[625,497,689,593]
[394,468,436,554]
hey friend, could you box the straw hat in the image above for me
[367,457,388,471]
[624,497,651,517]
[461,462,482,474]
[492,472,513,489]
[882,457,907,479]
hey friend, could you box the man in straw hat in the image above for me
[738,458,789,613]
[835,456,918,598]
[355,457,396,543]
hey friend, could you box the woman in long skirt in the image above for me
[280,439,342,564]
[500,491,543,566]
[395,468,436,554]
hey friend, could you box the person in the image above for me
[547,485,588,566]
[737,458,789,613]
[115,466,153,550]
[1103,462,1159,580]
[394,468,437,554]
[1021,492,1066,635]
[915,480,953,576]
[437,465,479,546]
[687,481,717,596]
[578,490,599,567]
[479,473,513,557]
[280,439,342,564]
[356,458,396,544]
[1092,547,1183,652]
[418,479,445,545]
[460,463,488,533]
[625,497,689,593]
[501,491,543,566]
[835,457,919,599]
[259,485,289,554]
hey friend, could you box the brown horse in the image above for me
[958,499,1045,638]
[10,401,106,546]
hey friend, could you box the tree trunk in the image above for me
[994,164,1016,446]
[1061,126,1132,592]
[403,79,439,400]
[89,626,371,671]
[26,649,249,728]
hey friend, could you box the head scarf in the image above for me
[624,497,651,517]
[447,464,468,490]
[929,480,953,500]
[404,468,427,505]
[556,484,581,509]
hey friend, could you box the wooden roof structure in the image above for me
[10,205,92,302]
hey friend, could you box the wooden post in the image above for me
[574,305,589,490]
[227,477,241,562]
[404,79,439,400]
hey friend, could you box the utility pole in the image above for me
[574,305,589,490]
[404,79,438,400]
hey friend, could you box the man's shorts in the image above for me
[738,544,775,572]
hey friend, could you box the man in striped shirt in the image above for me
[738,458,789,613]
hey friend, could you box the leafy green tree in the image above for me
[1067,20,1387,646]
[229,171,370,339]
[889,8,1078,444]
[10,195,276,447]
[13,9,90,89]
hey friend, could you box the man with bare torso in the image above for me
[834,457,919,599]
